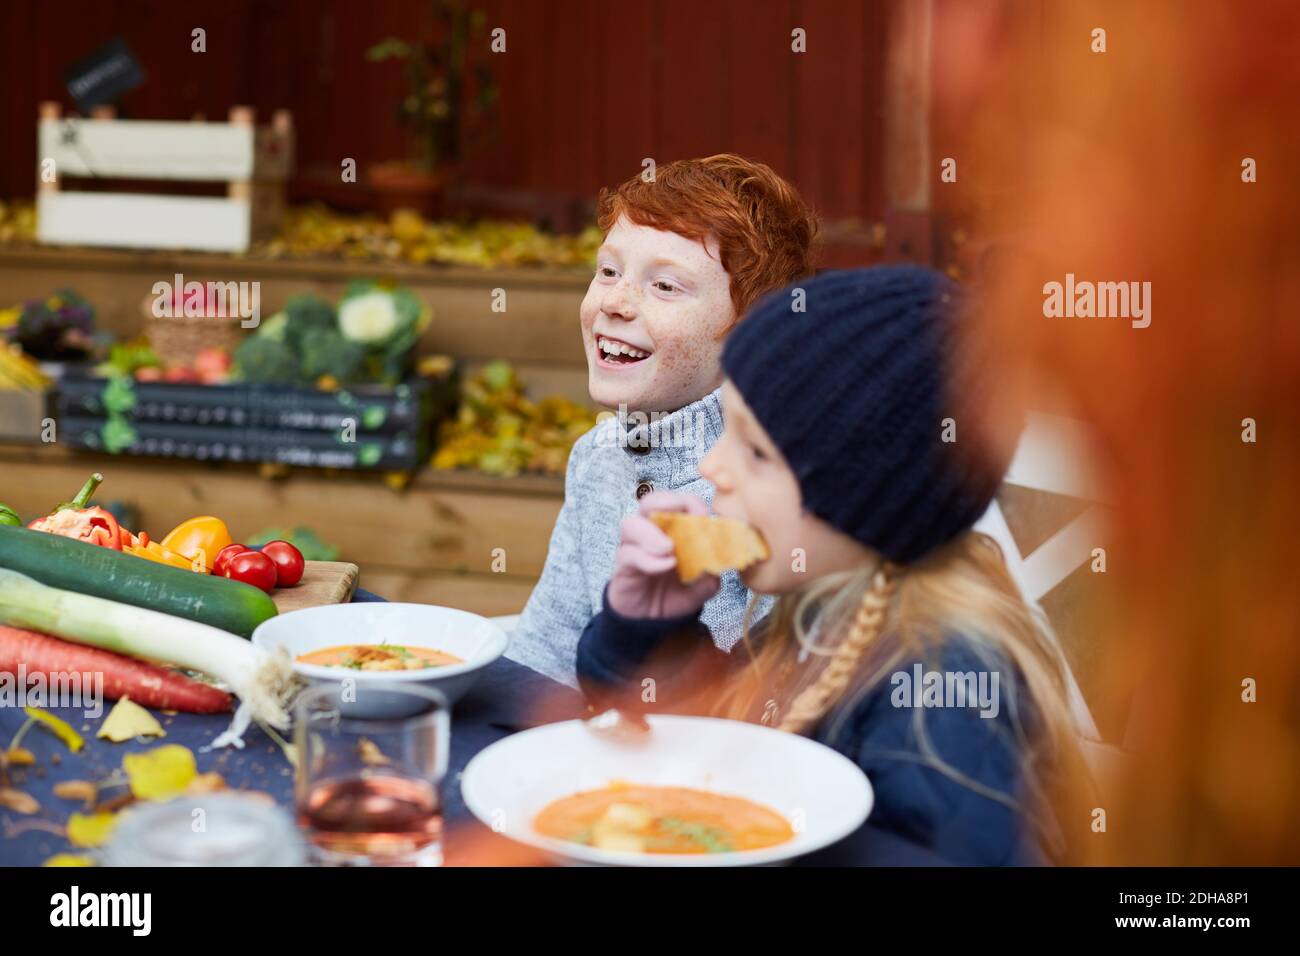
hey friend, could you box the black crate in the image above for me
[59,416,427,470]
[51,369,458,471]
[55,375,452,435]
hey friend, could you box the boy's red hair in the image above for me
[596,154,818,326]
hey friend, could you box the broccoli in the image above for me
[257,311,289,342]
[300,327,365,383]
[234,335,300,383]
[282,295,337,350]
[237,286,428,388]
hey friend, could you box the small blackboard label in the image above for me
[64,37,145,111]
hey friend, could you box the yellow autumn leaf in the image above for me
[97,698,166,743]
[185,771,226,795]
[24,707,85,752]
[67,811,118,848]
[0,787,40,814]
[4,747,35,766]
[53,780,98,803]
[43,853,96,867]
[123,744,196,801]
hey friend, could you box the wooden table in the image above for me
[0,644,949,867]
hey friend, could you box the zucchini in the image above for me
[0,525,278,638]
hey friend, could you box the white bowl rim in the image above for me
[251,602,509,683]
[461,714,874,867]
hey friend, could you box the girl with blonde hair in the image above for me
[577,266,1093,865]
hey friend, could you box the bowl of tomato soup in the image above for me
[253,602,509,713]
[462,715,873,866]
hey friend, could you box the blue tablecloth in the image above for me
[0,588,948,866]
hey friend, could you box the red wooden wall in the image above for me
[0,0,891,233]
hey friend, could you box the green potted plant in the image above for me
[367,0,499,217]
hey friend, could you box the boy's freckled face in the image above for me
[580,217,735,412]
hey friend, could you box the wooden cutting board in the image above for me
[271,560,360,614]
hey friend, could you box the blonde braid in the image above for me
[777,562,898,733]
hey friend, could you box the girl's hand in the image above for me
[607,490,721,619]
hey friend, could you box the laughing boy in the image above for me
[508,155,817,684]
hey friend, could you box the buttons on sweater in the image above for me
[635,480,654,500]
[624,437,651,455]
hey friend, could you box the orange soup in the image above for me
[296,643,462,671]
[534,782,794,854]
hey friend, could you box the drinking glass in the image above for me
[106,793,304,866]
[294,682,450,867]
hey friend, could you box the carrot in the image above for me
[0,625,233,714]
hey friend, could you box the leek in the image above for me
[0,567,292,749]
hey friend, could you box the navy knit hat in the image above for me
[721,266,1007,564]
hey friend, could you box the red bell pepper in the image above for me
[27,473,128,551]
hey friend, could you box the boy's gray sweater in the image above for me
[506,387,769,686]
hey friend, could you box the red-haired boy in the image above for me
[509,155,817,684]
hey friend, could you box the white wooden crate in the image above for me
[37,192,253,253]
[34,103,293,254]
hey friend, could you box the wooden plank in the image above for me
[791,0,871,218]
[881,0,935,261]
[861,1,890,223]
[253,115,295,182]
[517,0,557,197]
[357,568,538,618]
[414,467,566,498]
[465,0,524,195]
[725,0,797,178]
[0,245,593,289]
[271,560,359,613]
[248,182,287,242]
[0,439,565,497]
[0,246,590,367]
[36,192,252,253]
[460,359,592,405]
[657,1,731,161]
[0,1,900,223]
[597,0,660,191]
[883,0,934,214]
[121,0,249,124]
[0,444,564,578]
[0,2,37,211]
[550,0,602,199]
[38,119,257,181]
[420,283,584,363]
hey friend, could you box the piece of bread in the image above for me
[649,512,770,583]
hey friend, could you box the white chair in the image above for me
[973,412,1127,786]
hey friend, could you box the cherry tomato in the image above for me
[260,540,305,588]
[224,551,278,593]
[213,543,250,577]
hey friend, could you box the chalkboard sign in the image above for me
[63,38,145,112]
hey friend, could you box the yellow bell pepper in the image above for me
[159,516,232,572]
[125,540,197,571]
